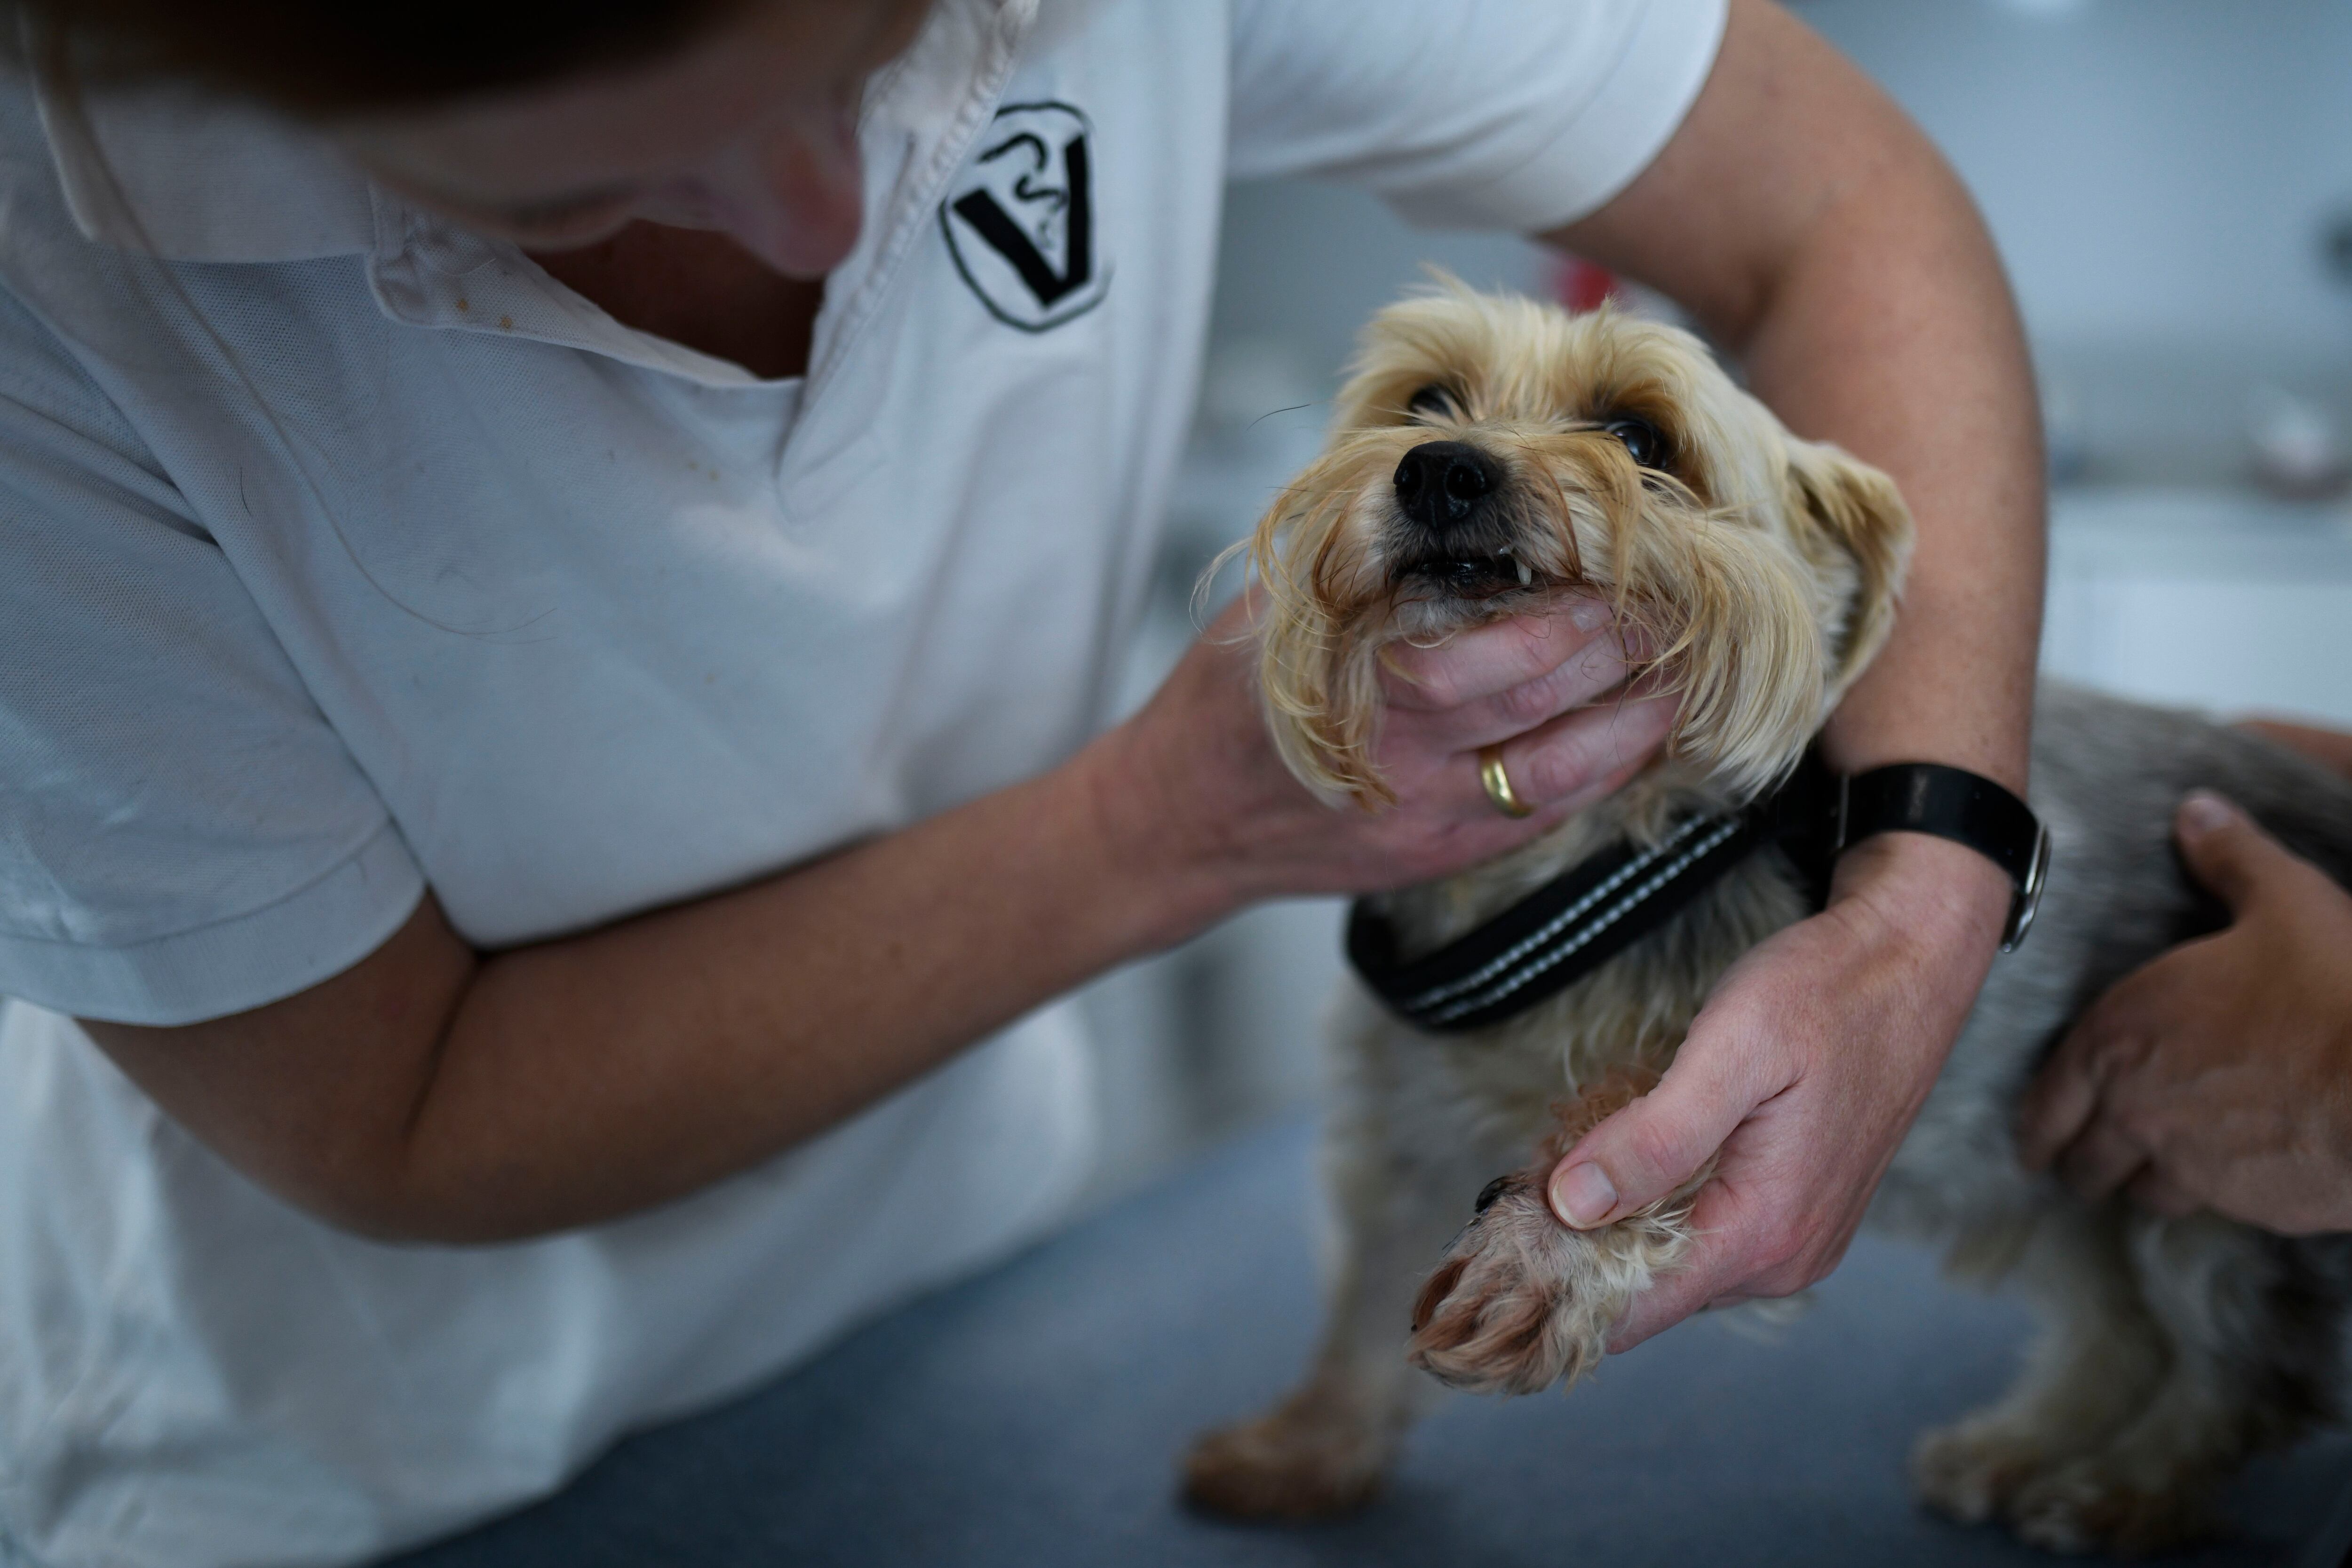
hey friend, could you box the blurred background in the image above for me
[1077,0,2352,1203]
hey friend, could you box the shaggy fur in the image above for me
[1181,281,2352,1555]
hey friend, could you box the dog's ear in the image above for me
[1782,439,1915,703]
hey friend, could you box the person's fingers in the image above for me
[1485,690,1677,815]
[1398,626,1640,752]
[1604,1245,1730,1350]
[2014,1014,2110,1172]
[2053,1115,2148,1204]
[2172,790,2298,916]
[1381,595,1617,711]
[1547,1022,1772,1230]
[1600,1177,1748,1350]
[1598,1171,1849,1351]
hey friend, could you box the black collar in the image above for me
[1346,753,1845,1035]
[1346,749,2050,1034]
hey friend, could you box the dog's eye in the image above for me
[1407,383,1464,422]
[1474,1176,1510,1215]
[1602,416,1666,469]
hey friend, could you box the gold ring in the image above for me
[1478,746,1534,818]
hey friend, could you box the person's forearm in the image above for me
[1551,0,2042,801]
[97,738,1234,1245]
[1743,136,2039,959]
[1741,143,2041,795]
[414,736,1243,1238]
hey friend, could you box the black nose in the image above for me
[1392,440,1502,534]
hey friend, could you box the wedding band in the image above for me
[1478,746,1534,818]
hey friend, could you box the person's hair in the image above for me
[4,0,757,116]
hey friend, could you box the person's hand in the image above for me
[1094,590,1678,923]
[1541,829,2010,1348]
[2016,792,2352,1234]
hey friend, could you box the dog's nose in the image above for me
[1392,440,1502,534]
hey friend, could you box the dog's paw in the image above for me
[2005,1459,2217,1558]
[1911,1419,2048,1526]
[1181,1396,1388,1521]
[1913,1420,2217,1556]
[1405,1175,1648,1397]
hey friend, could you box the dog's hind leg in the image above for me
[1912,1204,2174,1538]
[1993,1215,2336,1556]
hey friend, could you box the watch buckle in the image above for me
[2002,820,2054,953]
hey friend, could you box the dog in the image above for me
[1179,280,2352,1555]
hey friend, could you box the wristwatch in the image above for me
[1836,763,2052,952]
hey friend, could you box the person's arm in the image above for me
[86,592,1675,1243]
[1528,0,2041,1344]
[2017,792,2352,1233]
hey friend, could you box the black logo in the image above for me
[941,102,1109,332]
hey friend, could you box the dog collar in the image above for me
[1346,754,2049,1035]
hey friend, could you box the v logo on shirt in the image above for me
[941,102,1111,332]
[952,136,1093,306]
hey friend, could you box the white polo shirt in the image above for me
[0,1,1724,1563]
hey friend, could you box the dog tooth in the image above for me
[1516,559,1533,586]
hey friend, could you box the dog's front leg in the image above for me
[1407,1073,1707,1395]
[1183,1061,1485,1519]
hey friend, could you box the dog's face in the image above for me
[1252,284,1914,807]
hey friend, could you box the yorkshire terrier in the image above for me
[1181,281,2352,1555]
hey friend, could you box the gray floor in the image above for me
[394,1118,2352,1567]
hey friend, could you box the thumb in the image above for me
[1547,1047,1757,1230]
[2174,789,2296,915]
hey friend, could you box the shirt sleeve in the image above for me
[0,285,424,1027]
[1226,0,1728,233]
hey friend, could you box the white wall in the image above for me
[1795,0,2352,364]
[1202,2,2352,375]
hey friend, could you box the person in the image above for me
[2018,721,2352,1235]
[0,1,2042,1563]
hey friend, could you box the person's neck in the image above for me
[528,222,825,381]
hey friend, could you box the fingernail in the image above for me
[2178,790,2235,837]
[1567,598,1611,634]
[1550,1162,1618,1229]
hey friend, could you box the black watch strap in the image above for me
[1838,763,2052,952]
